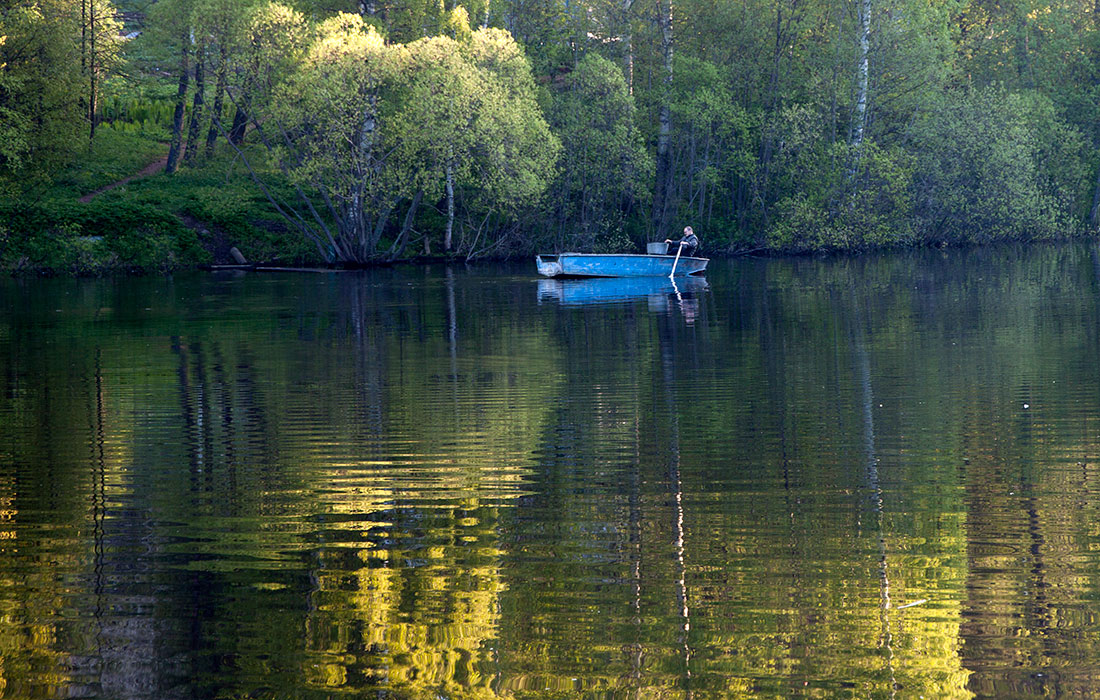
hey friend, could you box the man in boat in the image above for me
[665,226,699,257]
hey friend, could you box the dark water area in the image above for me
[4,243,1100,698]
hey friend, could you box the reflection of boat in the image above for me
[535,253,708,278]
[537,276,708,306]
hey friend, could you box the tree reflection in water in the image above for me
[2,247,1100,697]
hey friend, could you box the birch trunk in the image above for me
[184,42,205,166]
[166,39,190,174]
[1090,166,1100,229]
[88,0,97,141]
[444,156,455,252]
[623,0,634,94]
[652,0,674,238]
[350,94,377,255]
[205,45,228,158]
[850,0,870,168]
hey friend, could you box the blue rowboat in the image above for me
[535,252,708,278]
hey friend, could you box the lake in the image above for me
[3,242,1100,698]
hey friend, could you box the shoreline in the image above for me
[4,235,1095,277]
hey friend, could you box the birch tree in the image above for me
[267,15,557,261]
[389,31,477,253]
[458,27,560,256]
[145,0,196,173]
[848,0,870,174]
[190,0,254,158]
[269,15,396,260]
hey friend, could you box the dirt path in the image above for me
[78,149,178,203]
[76,146,240,264]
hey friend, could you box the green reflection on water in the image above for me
[2,245,1100,698]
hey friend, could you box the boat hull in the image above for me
[535,253,708,278]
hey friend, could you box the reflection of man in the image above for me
[665,226,699,257]
[680,295,699,325]
[667,290,699,326]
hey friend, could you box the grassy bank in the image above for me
[1,124,317,275]
[4,119,1093,276]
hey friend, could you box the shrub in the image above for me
[767,141,916,252]
[0,199,209,273]
[906,87,1085,242]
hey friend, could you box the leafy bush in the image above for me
[544,53,652,250]
[767,137,916,252]
[906,87,1085,243]
[0,199,208,273]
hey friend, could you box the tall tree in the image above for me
[457,26,561,256]
[142,0,198,173]
[0,0,83,179]
[81,0,121,141]
[262,15,557,261]
[190,0,255,158]
[165,35,189,173]
[546,53,652,249]
[224,1,307,147]
[651,0,674,238]
[183,39,205,166]
[848,0,870,174]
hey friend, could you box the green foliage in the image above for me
[269,15,399,258]
[458,28,560,221]
[9,0,1100,263]
[0,0,83,177]
[666,55,754,245]
[769,142,917,252]
[232,1,309,106]
[907,87,1085,243]
[47,123,167,197]
[545,53,650,250]
[270,16,557,260]
[589,227,634,253]
[863,0,956,145]
[98,95,176,132]
[92,145,317,264]
[494,0,583,74]
[0,199,208,273]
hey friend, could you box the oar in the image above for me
[669,241,684,278]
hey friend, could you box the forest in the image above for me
[1,0,1099,267]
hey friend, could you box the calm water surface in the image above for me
[3,244,1100,698]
